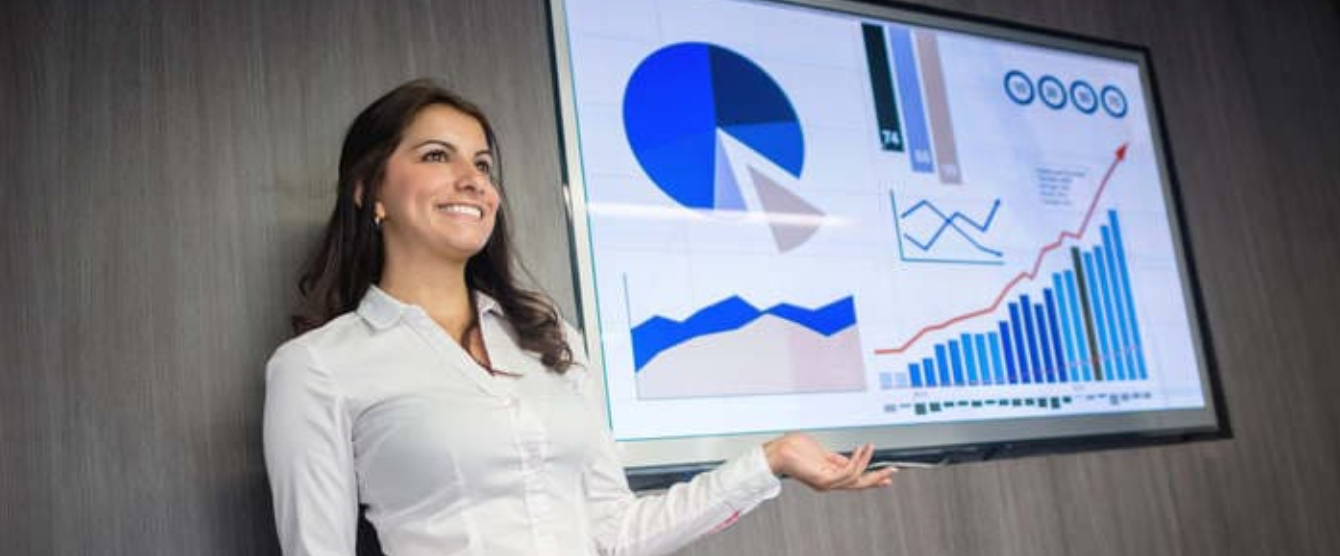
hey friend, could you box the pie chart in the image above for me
[623,42,821,251]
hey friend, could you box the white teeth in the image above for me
[437,204,483,219]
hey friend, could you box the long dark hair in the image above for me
[292,78,573,372]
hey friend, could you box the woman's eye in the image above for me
[422,150,448,162]
[475,161,493,174]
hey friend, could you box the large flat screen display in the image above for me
[548,0,1227,475]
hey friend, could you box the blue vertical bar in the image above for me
[1082,251,1114,380]
[1109,210,1148,379]
[1033,303,1056,383]
[1008,304,1031,383]
[1053,273,1079,382]
[1094,244,1125,380]
[909,362,923,388]
[989,332,1006,384]
[998,322,1018,384]
[960,333,978,385]
[1044,289,1068,383]
[1020,295,1043,383]
[886,26,934,174]
[923,357,937,387]
[974,334,991,385]
[948,340,965,386]
[1101,226,1135,380]
[935,344,951,386]
[1064,270,1093,382]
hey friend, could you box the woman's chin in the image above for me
[436,240,489,262]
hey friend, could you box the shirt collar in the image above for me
[357,285,504,331]
[475,290,503,318]
[357,285,405,330]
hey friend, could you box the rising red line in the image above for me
[873,142,1129,356]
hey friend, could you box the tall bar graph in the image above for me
[913,29,962,184]
[886,25,934,174]
[898,210,1146,390]
[861,23,905,152]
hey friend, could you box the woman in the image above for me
[263,79,895,556]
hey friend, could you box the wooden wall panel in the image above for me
[1,0,1336,554]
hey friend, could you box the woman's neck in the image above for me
[379,251,474,343]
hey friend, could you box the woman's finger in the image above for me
[810,446,854,490]
[848,466,897,490]
[852,444,876,479]
[858,443,875,470]
[829,444,871,489]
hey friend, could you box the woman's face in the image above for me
[375,104,500,263]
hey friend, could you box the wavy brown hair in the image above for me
[292,78,572,372]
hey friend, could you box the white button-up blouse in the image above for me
[263,286,782,556]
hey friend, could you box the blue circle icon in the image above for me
[1004,70,1034,105]
[1070,80,1098,114]
[1100,85,1128,118]
[623,43,804,210]
[1037,75,1066,109]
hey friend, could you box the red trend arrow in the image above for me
[873,142,1130,356]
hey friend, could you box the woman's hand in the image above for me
[762,432,896,491]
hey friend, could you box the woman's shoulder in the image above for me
[264,312,366,382]
[294,311,369,347]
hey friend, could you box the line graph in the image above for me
[894,196,1004,262]
[875,142,1129,355]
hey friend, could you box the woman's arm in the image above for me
[566,322,895,556]
[582,416,782,556]
[263,341,359,556]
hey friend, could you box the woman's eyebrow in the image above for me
[411,139,491,158]
[411,139,456,151]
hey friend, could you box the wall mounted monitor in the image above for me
[547,0,1228,482]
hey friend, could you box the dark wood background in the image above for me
[2,0,1337,554]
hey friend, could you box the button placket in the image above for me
[513,398,558,554]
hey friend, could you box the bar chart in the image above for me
[879,209,1151,416]
[863,23,962,184]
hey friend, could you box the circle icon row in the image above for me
[1004,70,1127,118]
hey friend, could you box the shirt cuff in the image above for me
[716,445,783,511]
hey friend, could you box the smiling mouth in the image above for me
[436,203,484,219]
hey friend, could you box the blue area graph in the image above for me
[893,210,1148,390]
[624,43,804,210]
[631,296,855,371]
[891,194,1005,265]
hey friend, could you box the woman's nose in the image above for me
[455,164,490,193]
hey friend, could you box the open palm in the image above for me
[763,432,896,491]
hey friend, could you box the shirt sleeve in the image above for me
[565,325,783,556]
[263,340,359,556]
